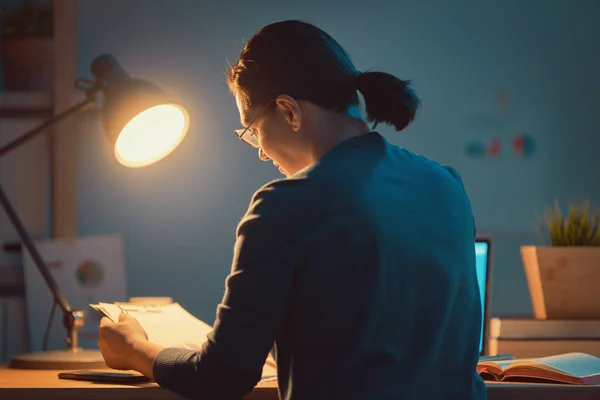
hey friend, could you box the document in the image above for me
[90,302,277,381]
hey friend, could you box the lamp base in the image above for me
[10,349,106,370]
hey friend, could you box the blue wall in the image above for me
[76,0,600,323]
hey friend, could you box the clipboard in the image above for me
[58,369,151,384]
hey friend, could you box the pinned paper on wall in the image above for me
[465,137,501,158]
[22,234,127,352]
[463,90,505,160]
[465,113,505,131]
[512,132,536,158]
[486,137,501,158]
[465,89,509,131]
[465,141,486,157]
[463,89,537,160]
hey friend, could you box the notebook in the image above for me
[477,352,600,385]
[90,302,277,381]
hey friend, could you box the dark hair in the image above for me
[228,20,420,132]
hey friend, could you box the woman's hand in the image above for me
[98,312,165,379]
[98,313,149,370]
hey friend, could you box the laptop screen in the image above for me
[474,239,490,354]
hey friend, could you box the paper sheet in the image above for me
[90,302,277,381]
[91,302,212,350]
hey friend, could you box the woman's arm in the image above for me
[150,182,308,399]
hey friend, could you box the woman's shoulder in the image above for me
[391,144,468,189]
[246,175,323,217]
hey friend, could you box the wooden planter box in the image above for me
[521,246,600,319]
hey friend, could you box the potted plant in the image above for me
[522,200,600,319]
[1,0,53,91]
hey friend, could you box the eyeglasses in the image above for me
[234,100,274,149]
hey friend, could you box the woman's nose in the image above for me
[258,148,271,161]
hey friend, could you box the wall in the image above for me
[75,0,600,328]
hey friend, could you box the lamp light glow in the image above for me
[90,54,189,168]
[115,103,189,167]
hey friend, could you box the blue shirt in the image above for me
[153,132,487,400]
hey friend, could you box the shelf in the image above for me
[0,91,53,119]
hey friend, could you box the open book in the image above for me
[90,302,277,381]
[477,352,600,385]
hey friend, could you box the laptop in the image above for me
[474,237,492,356]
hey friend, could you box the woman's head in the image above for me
[228,20,420,176]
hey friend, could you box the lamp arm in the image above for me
[0,185,72,315]
[0,88,99,343]
[0,95,97,157]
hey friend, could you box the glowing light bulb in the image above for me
[114,104,189,167]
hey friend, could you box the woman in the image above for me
[98,20,486,400]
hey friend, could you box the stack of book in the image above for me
[488,318,600,358]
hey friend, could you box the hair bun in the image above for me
[355,71,420,132]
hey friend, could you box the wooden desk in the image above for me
[2,368,600,400]
[0,368,277,400]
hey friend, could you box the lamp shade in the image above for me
[91,55,189,168]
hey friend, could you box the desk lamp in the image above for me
[5,54,189,369]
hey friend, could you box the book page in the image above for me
[261,356,277,381]
[500,353,600,378]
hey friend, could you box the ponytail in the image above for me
[355,71,420,132]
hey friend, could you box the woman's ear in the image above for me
[275,95,302,132]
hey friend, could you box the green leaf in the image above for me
[535,199,600,247]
